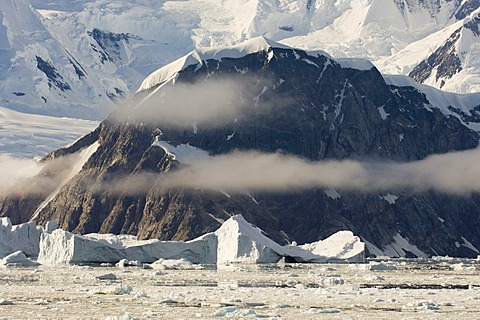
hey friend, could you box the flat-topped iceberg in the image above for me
[0,217,45,259]
[37,214,364,265]
[38,231,217,265]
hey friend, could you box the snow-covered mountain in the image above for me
[0,0,121,119]
[1,0,479,119]
[378,7,480,93]
[3,37,480,258]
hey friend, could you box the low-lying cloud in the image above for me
[3,147,480,198]
[0,151,91,197]
[99,147,480,196]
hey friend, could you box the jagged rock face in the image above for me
[2,46,480,258]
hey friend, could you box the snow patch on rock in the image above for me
[151,138,209,164]
[381,194,399,205]
[364,233,427,258]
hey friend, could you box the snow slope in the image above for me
[379,8,480,93]
[137,36,480,131]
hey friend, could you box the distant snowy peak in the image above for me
[0,0,124,119]
[1,0,480,120]
[407,8,480,93]
[393,0,459,22]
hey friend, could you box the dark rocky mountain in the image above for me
[2,39,480,258]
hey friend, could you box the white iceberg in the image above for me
[38,230,217,265]
[36,214,365,265]
[294,231,365,263]
[1,250,39,267]
[0,217,45,259]
[214,215,284,264]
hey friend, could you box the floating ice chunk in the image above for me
[452,263,476,271]
[1,251,39,267]
[369,262,398,271]
[37,214,364,265]
[116,259,129,268]
[213,306,239,317]
[96,273,118,281]
[150,258,194,270]
[0,299,14,305]
[97,285,132,296]
[104,314,136,320]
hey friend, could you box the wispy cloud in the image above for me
[0,150,93,197]
[114,76,286,129]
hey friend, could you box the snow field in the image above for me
[0,106,98,158]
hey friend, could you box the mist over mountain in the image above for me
[2,38,480,258]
